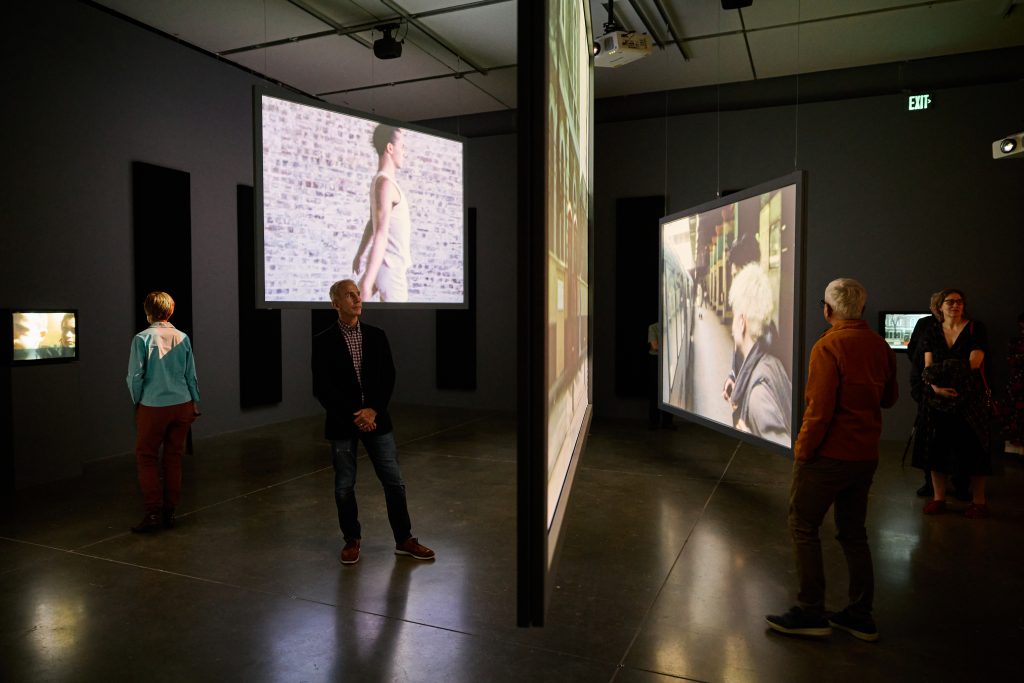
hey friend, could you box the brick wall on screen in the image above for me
[262,98,463,302]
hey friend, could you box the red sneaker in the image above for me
[922,500,946,515]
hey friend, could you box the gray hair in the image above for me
[824,278,867,320]
[329,279,358,303]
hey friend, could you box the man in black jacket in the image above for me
[312,279,435,565]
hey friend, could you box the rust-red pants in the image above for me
[134,402,196,512]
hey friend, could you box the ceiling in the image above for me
[92,0,1024,123]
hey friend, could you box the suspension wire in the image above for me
[716,5,722,197]
[794,0,801,170]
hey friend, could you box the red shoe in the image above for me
[395,537,435,561]
[922,500,946,515]
[339,539,360,565]
[964,503,990,519]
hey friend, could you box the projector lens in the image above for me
[1001,139,1017,153]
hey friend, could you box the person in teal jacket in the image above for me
[126,291,201,533]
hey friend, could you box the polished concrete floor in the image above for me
[2,406,1023,682]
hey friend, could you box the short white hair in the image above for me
[729,263,774,340]
[824,278,867,320]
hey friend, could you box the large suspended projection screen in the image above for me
[254,87,466,308]
[517,0,593,627]
[660,173,803,454]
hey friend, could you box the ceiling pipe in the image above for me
[649,0,689,61]
[625,0,665,49]
[285,0,372,48]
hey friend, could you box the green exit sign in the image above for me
[908,94,931,110]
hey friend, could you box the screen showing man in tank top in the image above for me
[256,89,465,308]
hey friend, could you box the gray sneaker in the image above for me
[829,609,879,642]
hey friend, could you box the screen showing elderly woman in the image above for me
[659,176,799,451]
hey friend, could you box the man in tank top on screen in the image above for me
[353,124,412,303]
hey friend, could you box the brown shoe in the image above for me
[340,539,360,565]
[395,537,435,561]
[131,512,162,533]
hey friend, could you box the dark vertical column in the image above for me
[132,162,194,338]
[517,0,548,629]
[237,185,282,408]
[435,209,477,390]
[614,196,665,398]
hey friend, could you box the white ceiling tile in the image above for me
[594,33,752,99]
[322,71,512,121]
[748,2,1024,77]
[291,0,383,25]
[663,0,744,37]
[417,3,518,67]
[96,0,332,53]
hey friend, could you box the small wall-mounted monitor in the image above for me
[879,311,931,352]
[7,310,79,364]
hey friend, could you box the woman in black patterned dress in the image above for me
[912,288,991,518]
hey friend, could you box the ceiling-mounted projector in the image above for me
[593,31,652,68]
[992,131,1024,159]
[373,23,403,60]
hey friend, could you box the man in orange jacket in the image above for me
[766,278,898,642]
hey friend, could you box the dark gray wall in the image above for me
[4,3,1022,487]
[594,80,1024,440]
[2,2,515,486]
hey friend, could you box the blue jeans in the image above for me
[331,431,411,544]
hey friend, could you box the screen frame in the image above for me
[253,84,469,310]
[7,309,80,366]
[658,170,805,458]
[878,310,931,353]
[517,0,594,628]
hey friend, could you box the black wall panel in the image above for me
[614,196,664,398]
[237,185,283,408]
[436,209,477,390]
[132,162,194,338]
[0,362,11,495]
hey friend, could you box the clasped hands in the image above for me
[353,407,377,432]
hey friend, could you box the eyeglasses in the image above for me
[820,299,828,308]
[943,298,964,306]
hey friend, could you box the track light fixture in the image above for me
[992,131,1024,159]
[373,23,403,60]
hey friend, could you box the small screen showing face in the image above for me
[12,311,77,362]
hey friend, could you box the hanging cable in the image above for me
[457,55,463,138]
[715,4,722,198]
[793,0,801,170]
